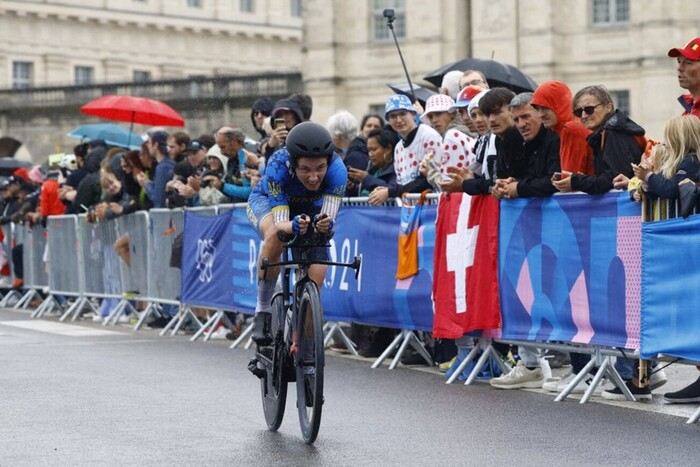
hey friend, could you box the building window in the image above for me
[74,66,94,85]
[592,0,629,25]
[12,61,33,89]
[290,0,301,17]
[187,0,202,7]
[133,70,151,82]
[240,0,254,12]
[611,90,630,116]
[372,0,405,41]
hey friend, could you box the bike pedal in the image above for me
[247,358,266,379]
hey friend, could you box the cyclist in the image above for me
[247,121,347,346]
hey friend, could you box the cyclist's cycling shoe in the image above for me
[252,312,272,346]
[247,358,265,379]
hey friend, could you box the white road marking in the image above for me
[0,320,124,337]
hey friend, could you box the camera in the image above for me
[383,8,395,19]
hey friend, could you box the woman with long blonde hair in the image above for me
[633,115,700,199]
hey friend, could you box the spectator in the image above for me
[419,94,475,190]
[349,127,398,196]
[668,37,700,117]
[603,115,700,402]
[531,80,594,176]
[326,110,369,196]
[367,94,442,205]
[167,131,191,163]
[459,69,490,90]
[552,85,645,195]
[451,85,485,136]
[72,139,107,213]
[250,97,275,141]
[199,145,231,206]
[359,113,384,138]
[289,93,313,121]
[487,92,560,390]
[211,127,256,203]
[264,98,304,158]
[136,130,175,209]
[439,70,463,99]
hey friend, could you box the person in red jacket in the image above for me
[27,169,66,226]
[530,80,594,176]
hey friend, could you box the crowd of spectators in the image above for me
[3,36,700,402]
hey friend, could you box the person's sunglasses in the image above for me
[573,103,603,118]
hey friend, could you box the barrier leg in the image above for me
[134,303,160,331]
[0,290,22,308]
[371,331,405,369]
[230,320,253,349]
[687,406,700,424]
[599,356,633,402]
[14,289,40,310]
[59,297,84,322]
[445,345,482,384]
[323,321,358,356]
[103,299,127,326]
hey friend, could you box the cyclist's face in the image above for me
[295,157,328,191]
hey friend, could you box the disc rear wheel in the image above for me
[260,292,288,431]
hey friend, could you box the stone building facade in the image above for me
[1,0,699,159]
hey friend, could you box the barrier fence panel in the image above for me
[14,224,47,310]
[148,209,184,303]
[0,224,15,288]
[115,211,150,297]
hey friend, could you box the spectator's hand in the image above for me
[93,202,108,219]
[613,174,630,190]
[419,159,430,177]
[202,175,223,190]
[633,190,642,202]
[108,202,123,216]
[497,178,519,199]
[135,172,148,187]
[347,167,368,182]
[368,186,389,206]
[632,160,652,181]
[552,173,573,192]
[268,127,289,148]
[177,183,195,199]
[187,175,201,192]
[438,166,472,194]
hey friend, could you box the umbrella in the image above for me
[67,123,143,149]
[387,83,437,107]
[80,95,185,128]
[423,58,538,94]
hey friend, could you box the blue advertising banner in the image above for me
[323,205,436,331]
[230,208,262,314]
[181,210,239,310]
[498,192,641,349]
[641,215,700,361]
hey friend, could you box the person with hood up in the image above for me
[552,85,645,195]
[263,98,304,158]
[250,97,274,141]
[531,80,594,176]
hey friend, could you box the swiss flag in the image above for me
[432,193,501,338]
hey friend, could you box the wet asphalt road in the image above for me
[1,308,699,466]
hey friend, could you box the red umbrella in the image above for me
[80,95,185,127]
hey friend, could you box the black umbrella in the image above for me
[423,58,538,94]
[387,82,437,107]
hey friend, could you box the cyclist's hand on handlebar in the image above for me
[292,214,310,235]
[314,213,334,234]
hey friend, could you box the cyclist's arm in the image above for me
[317,156,348,231]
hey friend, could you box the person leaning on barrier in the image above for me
[367,94,442,206]
[247,122,347,346]
[348,127,398,196]
[486,92,560,390]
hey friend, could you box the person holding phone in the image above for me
[263,98,305,158]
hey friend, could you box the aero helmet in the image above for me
[285,122,334,167]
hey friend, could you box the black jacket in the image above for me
[462,126,526,195]
[516,126,561,198]
[646,153,700,200]
[571,110,645,195]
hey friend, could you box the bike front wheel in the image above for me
[260,290,288,431]
[295,281,324,444]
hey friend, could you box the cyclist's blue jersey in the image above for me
[253,147,347,217]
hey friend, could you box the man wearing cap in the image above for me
[419,94,475,190]
[668,37,700,118]
[367,94,443,205]
[167,139,211,205]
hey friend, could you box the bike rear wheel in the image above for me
[295,281,324,444]
[260,291,288,431]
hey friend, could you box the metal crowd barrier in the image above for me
[13,224,47,310]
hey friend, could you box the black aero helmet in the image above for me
[286,122,334,166]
